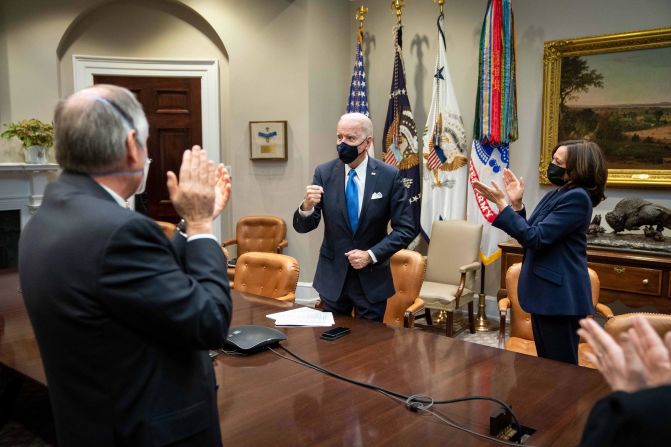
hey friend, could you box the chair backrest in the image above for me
[425,220,482,287]
[236,215,287,256]
[605,313,671,340]
[154,220,177,239]
[233,252,299,301]
[505,262,601,340]
[384,249,426,327]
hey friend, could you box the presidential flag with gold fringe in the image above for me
[382,23,421,237]
[420,10,468,241]
[466,0,518,265]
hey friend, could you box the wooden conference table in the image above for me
[0,270,610,446]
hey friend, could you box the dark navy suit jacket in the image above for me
[493,187,594,316]
[293,157,416,304]
[19,171,232,446]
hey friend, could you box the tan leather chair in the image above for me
[419,220,482,337]
[383,249,426,328]
[232,252,299,302]
[223,215,288,281]
[498,262,613,368]
[154,220,177,239]
[604,313,671,340]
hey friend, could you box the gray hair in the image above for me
[54,84,149,174]
[339,112,373,138]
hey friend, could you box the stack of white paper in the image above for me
[266,307,335,327]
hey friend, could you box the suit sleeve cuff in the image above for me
[368,250,377,264]
[297,206,314,217]
[187,234,218,243]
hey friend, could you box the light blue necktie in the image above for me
[346,169,359,233]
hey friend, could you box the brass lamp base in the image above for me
[475,292,496,332]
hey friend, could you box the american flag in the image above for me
[346,28,369,116]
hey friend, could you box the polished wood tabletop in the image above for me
[1,270,610,446]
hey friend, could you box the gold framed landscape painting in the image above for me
[249,121,288,160]
[540,27,671,187]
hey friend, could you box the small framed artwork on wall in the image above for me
[249,121,288,160]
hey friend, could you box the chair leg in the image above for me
[445,311,454,337]
[425,309,433,326]
[468,302,475,334]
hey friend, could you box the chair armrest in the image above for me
[406,298,424,314]
[403,298,424,328]
[222,238,237,248]
[274,292,295,302]
[277,240,288,253]
[459,261,481,273]
[595,303,614,319]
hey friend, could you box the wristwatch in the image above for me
[176,218,187,233]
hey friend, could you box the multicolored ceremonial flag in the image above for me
[467,0,518,264]
[346,26,375,158]
[420,11,468,241]
[467,141,510,264]
[382,24,421,236]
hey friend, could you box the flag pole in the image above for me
[355,5,368,28]
[475,261,495,332]
[390,0,404,23]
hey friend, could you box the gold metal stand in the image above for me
[475,292,495,332]
[434,310,447,324]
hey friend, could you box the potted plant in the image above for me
[1,118,54,164]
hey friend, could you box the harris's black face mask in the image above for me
[546,163,567,186]
[337,139,366,164]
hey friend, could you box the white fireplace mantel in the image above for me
[0,163,60,227]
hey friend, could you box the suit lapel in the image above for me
[528,189,560,224]
[356,157,379,236]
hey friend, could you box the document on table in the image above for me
[266,306,335,327]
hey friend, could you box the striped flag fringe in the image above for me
[467,0,518,265]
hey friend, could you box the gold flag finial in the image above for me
[390,0,404,23]
[355,5,368,27]
[434,0,445,13]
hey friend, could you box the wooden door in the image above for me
[93,75,202,222]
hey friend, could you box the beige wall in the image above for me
[0,0,351,283]
[1,0,670,289]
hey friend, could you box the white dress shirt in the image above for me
[98,183,216,242]
[297,155,377,263]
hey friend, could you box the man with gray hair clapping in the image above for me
[19,84,232,446]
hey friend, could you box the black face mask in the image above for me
[337,140,365,164]
[547,163,567,186]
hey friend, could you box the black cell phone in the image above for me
[320,326,350,341]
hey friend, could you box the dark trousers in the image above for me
[530,313,584,365]
[321,266,387,322]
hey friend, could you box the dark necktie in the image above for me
[346,169,359,233]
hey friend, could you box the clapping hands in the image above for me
[578,317,671,392]
[471,168,524,212]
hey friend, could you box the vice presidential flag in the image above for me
[382,24,420,236]
[346,26,375,158]
[467,0,518,264]
[420,11,468,241]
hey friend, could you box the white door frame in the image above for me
[73,55,222,238]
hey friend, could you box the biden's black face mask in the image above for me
[546,162,567,186]
[337,140,365,164]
